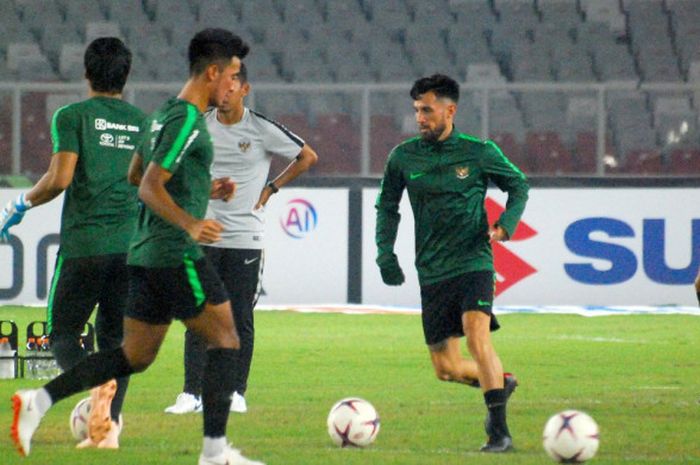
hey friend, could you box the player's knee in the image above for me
[124,349,157,373]
[209,330,240,350]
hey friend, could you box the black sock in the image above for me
[110,375,130,422]
[184,329,207,395]
[202,348,237,437]
[697,291,700,307]
[44,347,134,405]
[484,389,510,438]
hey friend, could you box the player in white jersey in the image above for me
[165,62,318,414]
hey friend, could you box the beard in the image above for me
[420,122,447,142]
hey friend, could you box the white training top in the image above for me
[204,107,304,249]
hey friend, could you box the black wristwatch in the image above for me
[267,181,279,193]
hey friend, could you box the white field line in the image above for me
[258,304,700,316]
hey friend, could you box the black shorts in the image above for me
[419,270,500,346]
[126,255,228,325]
[47,253,127,345]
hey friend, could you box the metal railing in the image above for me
[2,80,700,177]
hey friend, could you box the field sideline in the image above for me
[1,305,699,465]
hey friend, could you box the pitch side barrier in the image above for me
[2,177,699,309]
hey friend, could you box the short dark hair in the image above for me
[188,28,250,76]
[84,37,131,93]
[410,74,460,103]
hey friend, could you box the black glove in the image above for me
[378,254,405,286]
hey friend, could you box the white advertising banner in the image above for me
[362,188,700,307]
[257,188,349,305]
[0,188,349,306]
[2,187,698,307]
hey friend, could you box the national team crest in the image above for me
[455,166,470,179]
[238,138,251,152]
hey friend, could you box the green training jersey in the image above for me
[375,129,529,286]
[128,98,213,267]
[51,96,146,258]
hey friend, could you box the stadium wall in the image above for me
[1,177,699,307]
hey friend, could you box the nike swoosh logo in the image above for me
[409,172,427,180]
[244,257,259,265]
[477,300,491,306]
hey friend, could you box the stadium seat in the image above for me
[58,43,85,81]
[197,0,240,30]
[490,132,532,174]
[6,42,56,81]
[623,149,664,174]
[85,21,123,44]
[38,22,81,61]
[104,0,150,38]
[525,131,574,174]
[668,149,700,174]
[0,96,12,174]
[370,114,402,173]
[20,92,52,176]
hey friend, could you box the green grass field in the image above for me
[1,306,699,464]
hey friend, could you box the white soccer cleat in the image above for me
[11,389,44,456]
[230,392,247,413]
[164,392,202,414]
[198,444,265,465]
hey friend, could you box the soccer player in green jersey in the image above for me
[375,74,529,453]
[1,37,145,449]
[10,29,264,465]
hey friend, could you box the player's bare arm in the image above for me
[139,161,223,244]
[25,151,78,206]
[127,152,144,186]
[254,144,318,209]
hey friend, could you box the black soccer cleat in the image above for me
[484,373,518,437]
[480,435,513,453]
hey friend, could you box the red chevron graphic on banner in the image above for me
[485,197,537,296]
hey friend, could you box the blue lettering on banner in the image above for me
[564,218,637,284]
[643,219,700,284]
[564,217,699,285]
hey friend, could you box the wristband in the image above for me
[267,181,279,193]
[16,193,32,212]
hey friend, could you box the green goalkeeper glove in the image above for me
[377,254,405,286]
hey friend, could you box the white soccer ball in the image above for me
[327,397,380,448]
[543,410,600,463]
[69,397,91,441]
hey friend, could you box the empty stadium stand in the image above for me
[0,0,698,177]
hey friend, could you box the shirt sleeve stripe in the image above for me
[50,105,70,154]
[249,109,304,147]
[162,105,198,170]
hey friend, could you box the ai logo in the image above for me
[280,198,317,239]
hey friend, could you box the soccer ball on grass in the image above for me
[69,397,123,441]
[327,397,380,447]
[69,397,91,441]
[543,409,600,463]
